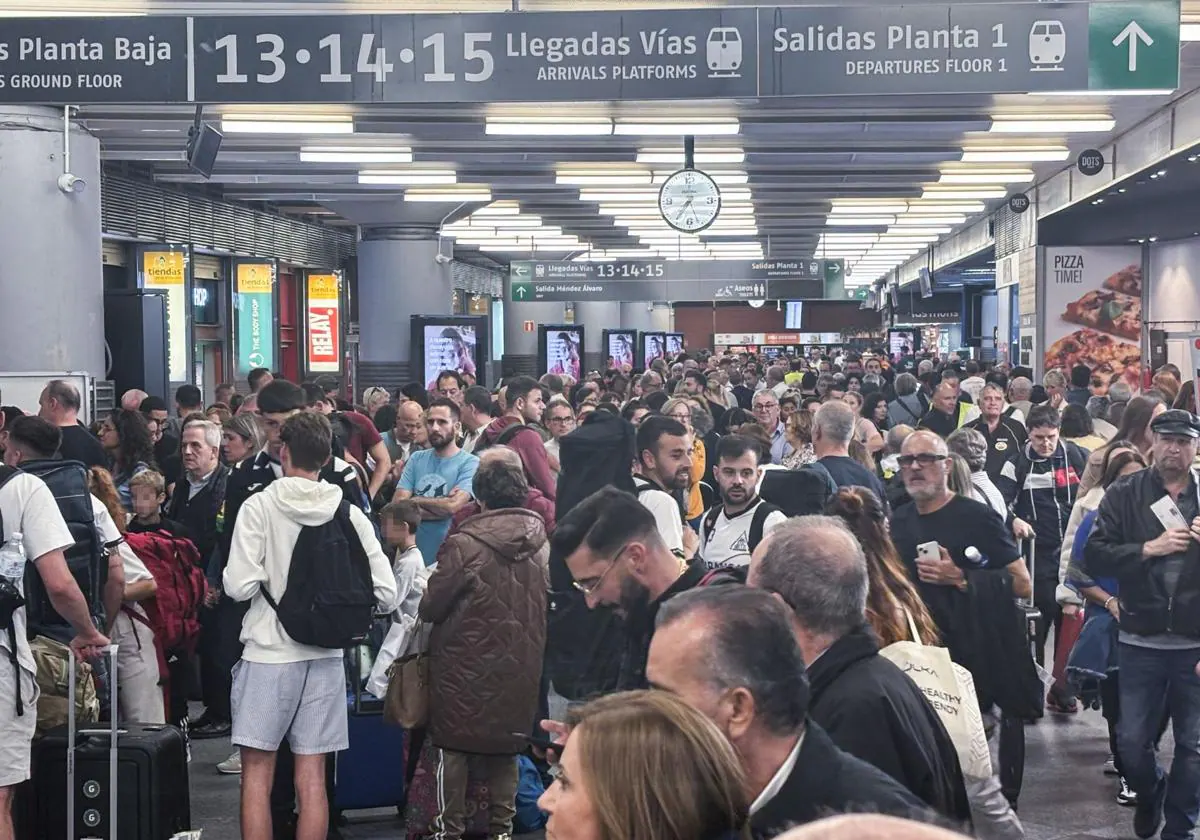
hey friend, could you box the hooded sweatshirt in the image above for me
[223,477,398,664]
[476,416,558,500]
[1013,440,1085,580]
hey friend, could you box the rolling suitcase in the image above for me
[335,629,406,815]
[28,645,191,840]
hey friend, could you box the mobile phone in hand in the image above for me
[512,731,557,752]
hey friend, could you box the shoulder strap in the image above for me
[0,466,18,492]
[700,506,722,547]
[748,502,782,551]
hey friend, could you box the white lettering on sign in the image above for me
[5,37,171,67]
[309,311,334,355]
[1053,253,1085,284]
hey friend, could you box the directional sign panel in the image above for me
[0,3,1180,103]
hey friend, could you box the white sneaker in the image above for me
[217,751,242,775]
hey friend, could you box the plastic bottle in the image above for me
[0,533,25,583]
[964,546,987,568]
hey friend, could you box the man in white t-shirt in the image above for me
[0,417,109,838]
[632,416,698,558]
[699,435,788,572]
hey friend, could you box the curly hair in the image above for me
[109,409,157,474]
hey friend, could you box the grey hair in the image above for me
[947,453,975,497]
[44,379,82,412]
[223,413,266,455]
[656,586,808,735]
[1087,395,1111,420]
[980,381,1006,399]
[752,516,869,639]
[894,373,919,397]
[917,360,935,375]
[814,400,856,446]
[946,427,988,472]
[1043,369,1068,390]
[1108,381,1133,404]
[886,424,914,454]
[1008,376,1033,398]
[182,418,222,449]
[472,448,529,509]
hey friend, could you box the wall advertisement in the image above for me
[141,249,188,383]
[235,261,276,376]
[306,272,341,374]
[1042,246,1142,387]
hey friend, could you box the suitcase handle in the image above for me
[68,644,118,840]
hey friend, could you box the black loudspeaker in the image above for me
[103,289,170,401]
[186,123,223,178]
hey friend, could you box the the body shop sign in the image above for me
[306,272,341,373]
[235,261,275,375]
[141,248,188,383]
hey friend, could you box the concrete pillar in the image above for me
[620,301,657,333]
[357,230,453,390]
[0,106,103,374]
[575,301,621,373]
[503,287,565,377]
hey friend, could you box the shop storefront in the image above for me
[891,292,964,358]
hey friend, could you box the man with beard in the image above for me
[698,435,787,574]
[554,486,714,691]
[632,415,698,557]
[395,398,479,566]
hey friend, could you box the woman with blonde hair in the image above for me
[826,487,940,646]
[539,690,749,840]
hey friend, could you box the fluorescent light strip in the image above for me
[988,115,1115,133]
[921,188,1007,200]
[653,170,749,185]
[892,215,966,225]
[614,121,739,136]
[637,149,746,164]
[960,147,1069,163]
[221,118,354,135]
[359,170,457,185]
[829,202,910,214]
[905,202,986,214]
[1037,89,1175,97]
[827,216,895,226]
[556,174,651,186]
[406,189,492,202]
[938,170,1034,185]
[300,146,412,164]
[486,119,612,136]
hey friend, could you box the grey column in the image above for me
[620,301,657,333]
[504,282,565,377]
[357,230,453,391]
[0,106,103,375]
[575,301,621,373]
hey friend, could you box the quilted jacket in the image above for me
[419,507,549,755]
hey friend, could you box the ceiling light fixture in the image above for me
[938,170,1035,184]
[405,187,492,202]
[652,170,749,185]
[1037,89,1175,96]
[221,116,354,135]
[959,147,1070,163]
[636,149,746,164]
[485,119,613,135]
[556,173,651,186]
[920,187,1007,200]
[299,146,413,164]
[904,202,987,214]
[826,216,895,226]
[358,170,458,185]
[613,120,740,136]
[987,115,1116,133]
[829,203,911,215]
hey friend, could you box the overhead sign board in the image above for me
[0,2,1179,103]
[509,259,832,302]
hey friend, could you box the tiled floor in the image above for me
[190,700,1173,839]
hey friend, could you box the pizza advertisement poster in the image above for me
[1042,247,1143,387]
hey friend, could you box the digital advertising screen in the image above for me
[411,315,489,390]
[604,329,637,371]
[888,328,920,361]
[665,332,685,356]
[539,325,584,382]
[641,332,667,369]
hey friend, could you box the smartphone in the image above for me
[512,731,557,752]
[916,541,940,563]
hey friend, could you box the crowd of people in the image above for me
[0,346,1198,840]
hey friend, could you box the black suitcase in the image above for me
[26,645,191,840]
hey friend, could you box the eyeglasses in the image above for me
[898,454,948,469]
[753,403,777,412]
[572,545,627,596]
[667,412,691,422]
[548,415,575,425]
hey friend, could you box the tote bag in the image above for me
[879,611,993,781]
[382,621,432,729]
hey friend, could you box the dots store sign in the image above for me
[306,272,341,374]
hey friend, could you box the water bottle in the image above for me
[0,533,25,583]
[964,546,988,568]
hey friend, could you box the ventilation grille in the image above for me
[502,354,537,378]
[101,172,355,268]
[452,261,503,297]
[358,362,411,393]
[992,206,1021,259]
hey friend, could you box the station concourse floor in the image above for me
[188,700,1174,840]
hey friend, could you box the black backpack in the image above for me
[759,462,838,518]
[18,459,108,640]
[327,412,355,460]
[261,501,375,649]
[699,500,783,557]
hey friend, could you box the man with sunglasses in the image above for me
[553,486,720,691]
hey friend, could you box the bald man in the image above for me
[120,389,149,412]
[777,814,966,840]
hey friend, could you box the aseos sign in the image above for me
[306,272,341,373]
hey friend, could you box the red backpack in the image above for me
[123,530,207,655]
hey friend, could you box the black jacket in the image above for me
[806,628,970,823]
[165,463,229,566]
[964,413,1028,504]
[617,558,710,691]
[1013,440,1086,577]
[749,721,927,838]
[1085,468,1200,639]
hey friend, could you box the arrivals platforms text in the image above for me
[0,1,1177,103]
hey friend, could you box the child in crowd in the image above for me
[127,470,186,536]
[380,500,429,621]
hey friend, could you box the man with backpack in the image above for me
[474,377,556,500]
[224,412,396,840]
[699,435,787,574]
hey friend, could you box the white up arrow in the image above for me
[1113,21,1154,72]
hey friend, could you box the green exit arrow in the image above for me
[1089,1,1180,91]
[510,280,533,302]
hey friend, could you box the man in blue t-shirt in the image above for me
[395,398,479,565]
[813,400,890,509]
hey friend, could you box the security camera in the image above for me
[57,173,86,194]
[434,253,452,265]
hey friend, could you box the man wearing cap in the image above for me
[1085,408,1200,840]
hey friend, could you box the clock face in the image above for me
[658,169,721,234]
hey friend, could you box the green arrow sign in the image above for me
[1088,0,1180,91]
[510,280,533,302]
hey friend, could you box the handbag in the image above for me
[880,611,993,781]
[382,621,432,729]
